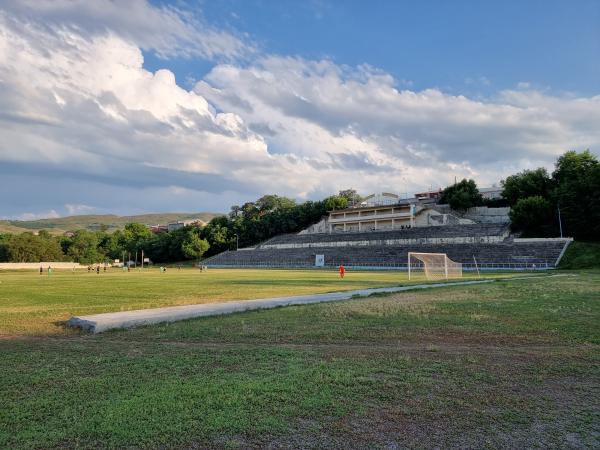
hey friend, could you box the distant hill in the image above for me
[0,212,221,235]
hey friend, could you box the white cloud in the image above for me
[196,56,600,193]
[0,11,272,191]
[7,210,61,221]
[1,0,253,61]
[0,2,598,218]
[64,204,96,215]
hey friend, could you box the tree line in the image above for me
[0,224,208,265]
[0,150,597,264]
[0,194,350,264]
[440,150,599,239]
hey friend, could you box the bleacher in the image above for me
[259,223,509,248]
[203,223,571,269]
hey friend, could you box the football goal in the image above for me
[408,252,463,280]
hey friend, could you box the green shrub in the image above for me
[558,241,600,269]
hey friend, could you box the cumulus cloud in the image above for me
[1,0,253,60]
[0,10,273,193]
[196,56,600,193]
[0,1,598,219]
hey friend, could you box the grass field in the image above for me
[1,269,599,448]
[0,268,514,336]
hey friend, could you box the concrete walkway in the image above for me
[67,279,499,333]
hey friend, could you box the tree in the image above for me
[200,217,232,255]
[0,233,9,262]
[229,205,241,219]
[121,223,152,254]
[323,195,349,211]
[6,232,64,262]
[509,196,556,237]
[552,150,600,239]
[255,195,296,214]
[501,168,552,206]
[65,230,104,264]
[439,179,483,211]
[338,189,362,206]
[182,233,210,261]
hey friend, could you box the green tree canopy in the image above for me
[509,196,556,237]
[338,189,363,206]
[501,168,552,206]
[6,232,64,262]
[182,233,210,261]
[439,179,482,211]
[121,223,153,254]
[65,230,105,264]
[552,150,600,240]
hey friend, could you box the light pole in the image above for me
[557,204,564,238]
[234,233,239,251]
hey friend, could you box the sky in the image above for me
[0,0,598,219]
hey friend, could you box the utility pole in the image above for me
[141,249,144,269]
[557,204,564,238]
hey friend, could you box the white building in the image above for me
[479,186,503,200]
[167,220,204,232]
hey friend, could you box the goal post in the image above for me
[408,252,463,280]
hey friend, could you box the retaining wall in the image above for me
[0,262,84,270]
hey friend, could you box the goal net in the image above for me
[408,252,463,280]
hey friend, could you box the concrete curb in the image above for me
[67,279,498,333]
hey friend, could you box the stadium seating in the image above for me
[259,223,509,247]
[203,223,570,269]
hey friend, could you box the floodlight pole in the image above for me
[557,204,563,238]
[407,252,411,280]
[234,233,239,251]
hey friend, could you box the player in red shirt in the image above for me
[339,264,345,278]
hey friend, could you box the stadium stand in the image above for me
[203,223,571,269]
[260,224,510,247]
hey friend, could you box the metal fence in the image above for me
[204,261,553,271]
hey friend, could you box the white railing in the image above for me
[328,211,411,223]
[205,261,555,270]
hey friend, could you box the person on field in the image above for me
[39,266,43,275]
[339,264,345,278]
[96,266,100,274]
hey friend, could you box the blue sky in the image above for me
[147,0,600,96]
[0,0,598,219]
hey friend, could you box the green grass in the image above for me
[1,269,599,448]
[0,268,513,336]
[559,241,600,269]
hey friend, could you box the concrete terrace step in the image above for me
[205,241,568,267]
[68,279,498,333]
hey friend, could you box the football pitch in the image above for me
[0,268,518,336]
[1,269,599,448]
